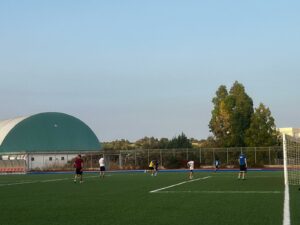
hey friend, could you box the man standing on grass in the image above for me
[187,160,194,180]
[154,160,159,176]
[74,154,84,184]
[238,153,247,180]
[99,155,105,178]
[145,160,155,176]
[215,159,220,172]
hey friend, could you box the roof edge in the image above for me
[0,116,29,145]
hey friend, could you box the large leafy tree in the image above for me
[227,81,254,147]
[209,85,230,146]
[245,103,278,147]
[209,81,254,147]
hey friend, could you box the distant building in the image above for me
[0,112,101,171]
[278,128,300,138]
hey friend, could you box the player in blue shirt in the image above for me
[238,153,247,180]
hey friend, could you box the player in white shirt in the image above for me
[187,160,194,179]
[99,156,105,178]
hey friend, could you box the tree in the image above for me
[227,81,254,147]
[158,138,169,149]
[245,103,279,147]
[209,81,254,147]
[135,137,162,149]
[167,132,192,149]
[209,85,230,146]
[102,139,133,150]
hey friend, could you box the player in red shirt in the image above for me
[73,154,84,183]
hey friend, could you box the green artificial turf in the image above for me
[0,171,298,225]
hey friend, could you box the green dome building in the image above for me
[0,112,101,171]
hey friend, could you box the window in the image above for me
[49,157,52,161]
[31,157,34,161]
[61,157,65,161]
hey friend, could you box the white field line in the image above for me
[0,175,100,187]
[153,190,282,194]
[149,176,211,193]
[283,182,290,225]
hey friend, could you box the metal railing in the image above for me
[0,146,284,171]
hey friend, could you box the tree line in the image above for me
[103,133,193,150]
[103,81,279,150]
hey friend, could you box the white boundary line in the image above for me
[0,175,100,187]
[153,190,282,194]
[149,176,211,193]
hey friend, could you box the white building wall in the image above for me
[27,153,78,170]
[278,128,300,138]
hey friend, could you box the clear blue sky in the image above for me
[0,0,299,141]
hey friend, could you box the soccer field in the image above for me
[0,171,299,225]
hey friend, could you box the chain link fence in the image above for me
[0,146,284,172]
[99,146,283,170]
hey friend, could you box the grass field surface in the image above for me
[0,171,299,225]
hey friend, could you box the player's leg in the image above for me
[101,167,105,178]
[238,165,243,179]
[242,171,245,180]
[74,169,78,182]
[79,170,83,183]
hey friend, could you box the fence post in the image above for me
[43,154,45,170]
[269,147,271,165]
[226,148,229,165]
[255,147,257,164]
[119,151,122,169]
[186,148,189,161]
[133,150,136,167]
[90,154,93,170]
[160,149,162,167]
[199,148,202,164]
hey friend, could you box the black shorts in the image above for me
[100,166,105,171]
[240,165,247,172]
[148,167,154,170]
[76,168,83,175]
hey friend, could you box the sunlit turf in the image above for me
[0,171,298,225]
